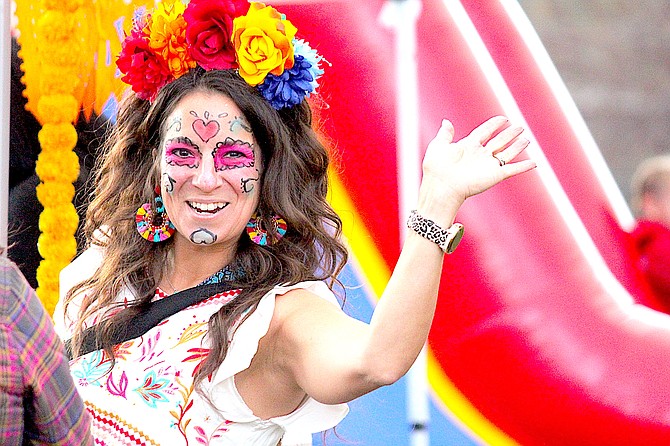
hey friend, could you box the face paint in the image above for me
[213,137,255,171]
[241,169,260,194]
[230,116,252,133]
[167,116,182,133]
[190,110,223,144]
[162,173,176,194]
[165,136,201,169]
[159,91,261,253]
[190,228,218,245]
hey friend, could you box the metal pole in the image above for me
[380,1,427,445]
[0,0,11,253]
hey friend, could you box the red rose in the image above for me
[117,28,171,101]
[184,0,250,71]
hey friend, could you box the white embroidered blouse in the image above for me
[54,246,349,446]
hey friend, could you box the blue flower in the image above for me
[258,55,315,109]
[293,39,325,91]
[257,39,326,110]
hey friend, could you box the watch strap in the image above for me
[407,210,464,254]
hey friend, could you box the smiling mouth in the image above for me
[187,201,228,214]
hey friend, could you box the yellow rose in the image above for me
[232,2,297,86]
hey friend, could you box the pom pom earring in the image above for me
[135,188,176,242]
[246,213,287,246]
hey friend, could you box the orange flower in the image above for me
[36,181,76,206]
[38,94,80,124]
[38,123,78,153]
[39,66,80,95]
[232,2,297,86]
[36,151,80,183]
[43,0,84,13]
[39,203,79,236]
[147,0,196,78]
[37,10,77,41]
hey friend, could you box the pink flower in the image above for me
[184,0,250,70]
[117,27,172,101]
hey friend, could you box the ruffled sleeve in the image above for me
[53,242,105,340]
[208,281,349,440]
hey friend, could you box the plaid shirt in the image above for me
[0,256,93,445]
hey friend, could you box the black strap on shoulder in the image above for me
[65,281,235,360]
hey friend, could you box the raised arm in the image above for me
[277,116,536,404]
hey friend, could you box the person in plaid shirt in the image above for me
[0,252,93,445]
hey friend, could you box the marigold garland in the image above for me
[14,0,154,314]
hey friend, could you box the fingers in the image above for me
[488,125,524,154]
[436,119,455,144]
[494,135,531,165]
[502,158,537,178]
[467,115,509,145]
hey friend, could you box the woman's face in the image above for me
[159,90,261,250]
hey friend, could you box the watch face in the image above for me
[446,224,464,254]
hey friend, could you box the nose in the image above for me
[192,158,220,192]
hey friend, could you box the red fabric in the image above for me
[631,220,670,312]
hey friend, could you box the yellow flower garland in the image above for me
[33,0,82,315]
[15,0,154,315]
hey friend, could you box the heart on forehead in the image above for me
[192,119,220,143]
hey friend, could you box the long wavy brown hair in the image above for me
[66,68,348,386]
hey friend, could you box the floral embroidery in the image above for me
[113,340,135,360]
[134,370,172,408]
[169,373,195,443]
[106,370,129,398]
[193,420,232,445]
[72,350,112,386]
[182,347,210,378]
[139,330,164,363]
[174,321,208,347]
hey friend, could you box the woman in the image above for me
[55,1,535,444]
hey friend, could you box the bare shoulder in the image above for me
[273,287,345,324]
[270,286,366,354]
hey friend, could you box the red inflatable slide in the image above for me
[278,0,670,444]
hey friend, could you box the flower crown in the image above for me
[116,0,325,109]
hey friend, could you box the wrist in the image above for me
[407,210,464,254]
[416,181,464,228]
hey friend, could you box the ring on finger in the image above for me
[492,153,506,166]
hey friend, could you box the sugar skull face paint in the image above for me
[162,173,176,194]
[190,228,217,245]
[165,136,201,169]
[213,138,255,171]
[159,91,261,253]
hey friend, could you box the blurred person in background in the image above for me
[630,155,670,311]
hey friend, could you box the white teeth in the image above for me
[188,202,227,212]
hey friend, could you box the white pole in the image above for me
[380,1,427,445]
[0,0,11,253]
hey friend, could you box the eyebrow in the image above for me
[165,136,199,148]
[217,136,254,148]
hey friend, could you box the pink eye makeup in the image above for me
[165,136,201,168]
[213,137,256,171]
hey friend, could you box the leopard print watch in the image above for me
[407,210,464,254]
